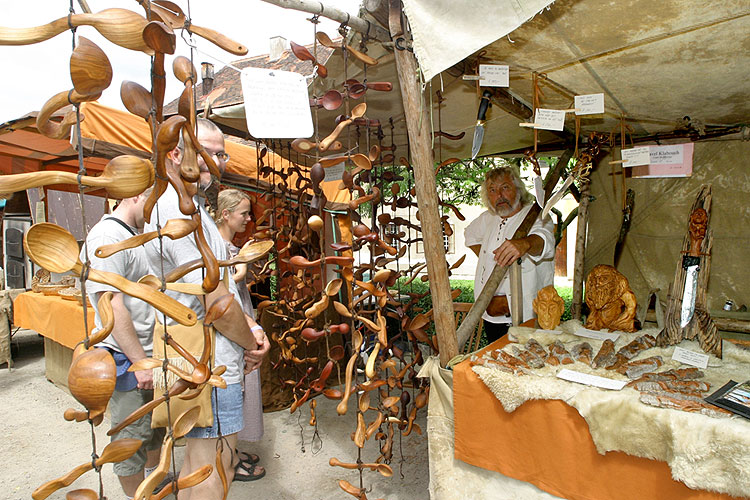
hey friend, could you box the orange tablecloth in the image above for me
[453,338,734,500]
[13,292,94,349]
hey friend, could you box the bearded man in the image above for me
[465,165,555,342]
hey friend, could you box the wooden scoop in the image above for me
[36,89,100,139]
[0,8,152,53]
[121,80,153,121]
[315,32,378,66]
[291,138,343,154]
[32,438,142,500]
[319,103,366,151]
[65,489,98,500]
[290,41,327,78]
[70,36,112,96]
[95,218,197,258]
[67,347,115,417]
[310,89,344,110]
[163,240,274,283]
[140,0,248,55]
[24,223,196,326]
[329,457,393,477]
[0,155,154,199]
[151,464,212,500]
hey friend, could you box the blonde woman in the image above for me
[215,188,266,481]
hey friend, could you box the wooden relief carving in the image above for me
[584,264,637,332]
[533,285,565,330]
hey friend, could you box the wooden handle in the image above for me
[95,218,199,259]
[365,411,384,440]
[349,187,381,210]
[87,291,114,346]
[192,214,220,293]
[86,267,196,326]
[366,82,392,91]
[188,23,247,55]
[133,436,173,500]
[365,342,380,379]
[338,479,366,500]
[346,45,378,66]
[152,464,212,500]
[319,119,352,151]
[310,360,334,392]
[304,294,329,319]
[336,354,358,415]
[37,89,99,139]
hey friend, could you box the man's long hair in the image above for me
[480,165,533,215]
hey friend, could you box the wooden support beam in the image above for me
[389,0,458,367]
[571,181,591,320]
[260,0,391,42]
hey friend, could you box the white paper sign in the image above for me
[621,146,651,167]
[534,175,545,208]
[557,369,628,390]
[574,93,604,115]
[574,328,620,342]
[534,108,566,131]
[478,64,509,87]
[649,144,684,165]
[672,346,709,369]
[240,67,313,138]
[535,328,562,335]
[325,164,345,182]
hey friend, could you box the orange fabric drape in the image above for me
[13,292,95,349]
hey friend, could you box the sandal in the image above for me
[235,450,260,466]
[234,461,266,482]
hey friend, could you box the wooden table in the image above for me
[13,291,94,386]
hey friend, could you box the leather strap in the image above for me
[106,217,136,237]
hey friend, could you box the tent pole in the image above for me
[259,0,391,42]
[388,0,458,367]
[571,181,591,320]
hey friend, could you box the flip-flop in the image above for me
[236,450,259,465]
[234,461,266,482]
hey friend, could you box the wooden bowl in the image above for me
[58,287,83,303]
[37,283,70,296]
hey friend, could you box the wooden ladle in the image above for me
[163,240,274,283]
[315,32,378,66]
[31,438,142,500]
[0,155,154,199]
[0,8,153,54]
[309,89,344,110]
[290,41,327,78]
[67,346,115,419]
[139,0,248,55]
[24,223,197,326]
[319,103,366,151]
[94,218,197,258]
[70,36,112,96]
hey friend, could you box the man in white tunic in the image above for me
[464,166,555,343]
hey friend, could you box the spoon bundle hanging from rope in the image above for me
[290,41,327,78]
[319,103,366,151]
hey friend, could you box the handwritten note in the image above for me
[534,108,566,131]
[621,146,651,167]
[574,327,620,342]
[672,346,709,369]
[240,67,313,138]
[557,369,628,390]
[478,64,509,87]
[325,164,345,182]
[574,93,604,115]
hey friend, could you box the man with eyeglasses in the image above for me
[144,118,269,499]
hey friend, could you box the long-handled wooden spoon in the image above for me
[150,464,212,500]
[95,218,197,258]
[315,32,378,66]
[290,41,327,78]
[24,223,196,326]
[319,103,366,151]
[32,439,142,500]
[0,155,154,199]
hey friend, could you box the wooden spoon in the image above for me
[141,0,248,55]
[137,275,205,295]
[65,489,98,500]
[144,115,186,222]
[319,103,366,151]
[36,89,101,139]
[329,457,393,477]
[67,347,115,417]
[95,218,197,258]
[70,36,112,96]
[310,89,344,110]
[0,155,154,199]
[151,464,212,500]
[142,21,175,123]
[315,32,378,66]
[24,223,197,326]
[163,240,274,283]
[0,8,153,54]
[32,439,142,500]
[120,80,153,120]
[291,138,343,154]
[290,41,327,78]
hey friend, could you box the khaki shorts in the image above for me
[109,387,165,476]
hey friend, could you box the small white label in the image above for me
[478,64,509,87]
[240,67,314,138]
[325,163,345,182]
[535,328,562,335]
[574,328,620,342]
[574,93,604,115]
[621,146,651,167]
[649,144,684,165]
[557,368,628,390]
[534,175,545,208]
[534,108,566,131]
[672,346,709,369]
[462,74,482,81]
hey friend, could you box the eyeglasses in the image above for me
[212,151,230,162]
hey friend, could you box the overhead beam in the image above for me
[260,0,391,43]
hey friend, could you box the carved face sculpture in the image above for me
[585,265,628,310]
[688,208,708,243]
[532,285,565,330]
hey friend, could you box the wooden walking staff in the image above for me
[456,149,573,347]
[389,0,458,367]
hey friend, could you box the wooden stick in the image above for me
[571,181,591,320]
[389,0,457,367]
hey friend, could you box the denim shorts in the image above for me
[109,387,165,476]
[186,383,244,438]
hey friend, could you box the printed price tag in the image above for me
[649,144,684,165]
[672,346,709,369]
[621,146,651,167]
[241,67,313,138]
[574,328,620,342]
[574,93,604,115]
[325,164,345,182]
[534,108,566,131]
[557,369,628,390]
[478,64,509,87]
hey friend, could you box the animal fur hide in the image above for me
[472,320,750,498]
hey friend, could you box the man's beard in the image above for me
[199,174,220,213]
[494,194,521,217]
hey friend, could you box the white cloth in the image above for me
[143,185,244,384]
[82,215,155,355]
[402,0,554,82]
[464,204,554,324]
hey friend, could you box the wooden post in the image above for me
[571,181,590,320]
[388,0,458,367]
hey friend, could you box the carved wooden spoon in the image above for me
[0,155,154,199]
[319,103,366,151]
[95,218,197,258]
[290,41,327,78]
[315,32,378,66]
[163,240,274,283]
[24,223,197,326]
[70,36,112,96]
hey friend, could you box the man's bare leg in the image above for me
[118,448,161,498]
